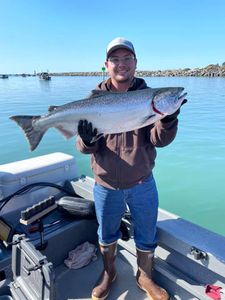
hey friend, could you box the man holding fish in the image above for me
[10,36,187,300]
[76,37,187,300]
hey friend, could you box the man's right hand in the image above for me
[77,120,97,145]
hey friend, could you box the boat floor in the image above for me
[54,246,149,300]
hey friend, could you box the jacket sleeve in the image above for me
[150,118,178,147]
[76,135,99,154]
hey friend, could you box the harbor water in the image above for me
[0,75,224,236]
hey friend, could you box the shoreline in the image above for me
[50,64,225,77]
[2,64,225,77]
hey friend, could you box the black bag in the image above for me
[57,196,130,241]
[57,196,96,217]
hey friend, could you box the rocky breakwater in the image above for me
[51,72,103,76]
[50,64,225,77]
[137,64,225,77]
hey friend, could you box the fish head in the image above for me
[152,87,187,116]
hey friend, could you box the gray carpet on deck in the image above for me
[54,248,149,300]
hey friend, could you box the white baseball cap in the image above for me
[106,37,136,59]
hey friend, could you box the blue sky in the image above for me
[1,0,225,74]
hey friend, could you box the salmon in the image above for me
[10,87,187,151]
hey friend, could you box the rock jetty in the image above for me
[136,64,225,77]
[50,64,225,77]
[6,63,225,77]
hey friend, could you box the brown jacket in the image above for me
[76,78,178,189]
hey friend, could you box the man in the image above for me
[76,37,185,300]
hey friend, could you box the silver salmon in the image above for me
[10,87,187,151]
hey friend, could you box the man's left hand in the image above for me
[161,99,187,123]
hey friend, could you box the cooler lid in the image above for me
[0,152,75,184]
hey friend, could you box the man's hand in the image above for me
[78,120,97,145]
[161,99,187,123]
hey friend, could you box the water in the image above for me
[0,76,225,236]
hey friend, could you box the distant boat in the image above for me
[0,74,8,79]
[39,72,51,80]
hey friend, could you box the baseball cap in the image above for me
[106,37,136,59]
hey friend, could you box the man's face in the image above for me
[105,48,137,84]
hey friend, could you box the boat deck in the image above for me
[0,168,225,300]
[54,246,149,300]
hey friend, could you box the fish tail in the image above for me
[10,115,46,151]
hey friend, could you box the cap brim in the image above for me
[107,46,135,59]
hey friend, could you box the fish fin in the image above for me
[141,114,156,125]
[55,125,74,139]
[91,133,104,143]
[88,89,127,99]
[10,115,46,151]
[89,90,111,98]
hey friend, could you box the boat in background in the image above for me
[39,72,51,80]
[0,152,224,300]
[0,75,8,79]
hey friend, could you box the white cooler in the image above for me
[0,152,77,216]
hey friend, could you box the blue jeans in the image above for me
[93,175,158,251]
